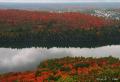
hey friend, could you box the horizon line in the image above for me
[0,1,120,3]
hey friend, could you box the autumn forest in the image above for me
[0,6,120,82]
[0,9,120,48]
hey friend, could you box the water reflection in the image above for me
[0,45,120,73]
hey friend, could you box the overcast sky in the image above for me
[0,0,120,3]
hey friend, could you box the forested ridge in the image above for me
[0,9,120,48]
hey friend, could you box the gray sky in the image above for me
[0,0,120,3]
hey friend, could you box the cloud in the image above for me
[0,47,72,73]
[0,45,120,73]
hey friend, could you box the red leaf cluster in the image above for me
[0,9,114,30]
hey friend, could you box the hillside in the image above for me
[0,9,120,48]
[0,9,113,30]
[0,56,120,82]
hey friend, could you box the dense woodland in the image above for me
[0,9,120,48]
[0,56,120,81]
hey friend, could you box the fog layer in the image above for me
[0,45,120,73]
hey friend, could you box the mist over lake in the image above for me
[0,45,120,73]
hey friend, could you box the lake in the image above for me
[0,45,120,73]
